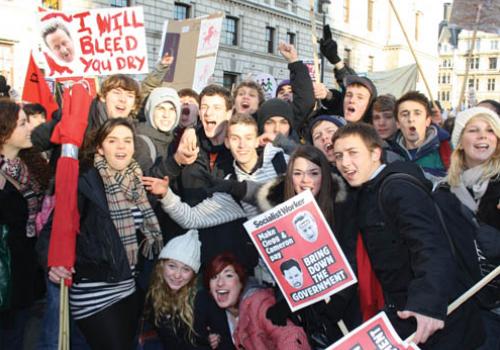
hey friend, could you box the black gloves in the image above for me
[266,299,293,326]
[319,25,341,65]
[206,177,247,200]
[192,167,247,200]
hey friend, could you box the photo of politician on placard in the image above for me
[243,190,357,312]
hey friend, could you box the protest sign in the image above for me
[248,72,277,100]
[243,190,356,312]
[449,0,500,35]
[160,13,223,92]
[38,6,148,78]
[303,60,320,82]
[326,312,421,350]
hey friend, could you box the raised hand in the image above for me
[278,42,299,63]
[319,25,341,65]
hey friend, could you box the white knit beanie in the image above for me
[158,229,201,273]
[451,107,499,148]
[144,87,181,131]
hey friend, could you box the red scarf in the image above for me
[356,232,385,321]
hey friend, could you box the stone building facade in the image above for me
[2,0,442,97]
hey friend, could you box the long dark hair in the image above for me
[284,145,334,224]
[0,98,51,190]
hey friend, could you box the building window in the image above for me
[344,48,351,67]
[174,3,190,20]
[110,0,129,7]
[469,78,479,90]
[489,57,497,69]
[468,57,479,69]
[446,91,450,101]
[222,17,238,46]
[367,0,374,32]
[0,42,14,87]
[343,0,350,23]
[266,26,275,54]
[488,78,496,91]
[286,32,296,46]
[368,55,374,72]
[491,40,498,50]
[223,72,238,90]
[415,11,422,41]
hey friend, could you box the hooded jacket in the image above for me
[389,124,450,180]
[232,281,311,350]
[135,87,181,172]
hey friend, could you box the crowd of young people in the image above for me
[0,24,499,350]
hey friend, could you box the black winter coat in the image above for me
[152,289,233,350]
[256,173,361,345]
[0,181,43,310]
[38,167,133,284]
[358,161,484,349]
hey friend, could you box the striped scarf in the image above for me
[0,155,42,237]
[94,154,163,267]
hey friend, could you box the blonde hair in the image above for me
[447,115,500,187]
[145,259,197,344]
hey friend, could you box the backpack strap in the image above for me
[137,134,157,163]
[378,173,475,285]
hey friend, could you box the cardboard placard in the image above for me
[248,72,278,100]
[159,13,224,92]
[243,190,357,312]
[327,312,421,350]
[38,6,148,78]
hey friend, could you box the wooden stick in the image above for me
[457,4,482,110]
[337,320,349,336]
[63,283,69,350]
[58,279,65,350]
[405,265,500,343]
[309,0,321,83]
[388,0,437,110]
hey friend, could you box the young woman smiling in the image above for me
[44,118,163,350]
[0,99,50,348]
[146,229,216,349]
[204,253,310,350]
[445,106,500,350]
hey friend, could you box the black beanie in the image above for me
[257,98,294,132]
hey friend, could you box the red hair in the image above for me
[203,252,248,290]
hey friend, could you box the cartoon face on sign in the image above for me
[293,211,318,243]
[280,259,304,289]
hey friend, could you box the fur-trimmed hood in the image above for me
[256,172,347,212]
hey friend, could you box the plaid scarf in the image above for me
[94,154,163,267]
[0,155,43,237]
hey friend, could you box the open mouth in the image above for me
[474,143,489,150]
[215,289,230,303]
[182,107,191,115]
[347,106,356,114]
[115,153,128,160]
[325,143,333,151]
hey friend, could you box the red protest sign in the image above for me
[327,312,421,350]
[243,190,356,312]
[38,6,148,78]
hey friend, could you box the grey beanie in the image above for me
[145,87,181,131]
[159,229,201,273]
